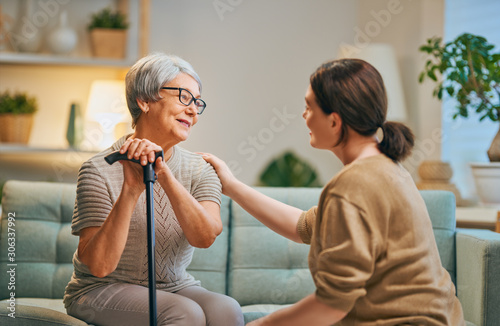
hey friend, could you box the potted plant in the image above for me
[88,7,129,59]
[258,151,322,187]
[419,33,500,206]
[0,91,37,144]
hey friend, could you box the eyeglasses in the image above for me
[161,87,206,115]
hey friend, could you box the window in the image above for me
[442,0,500,200]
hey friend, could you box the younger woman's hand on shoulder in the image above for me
[198,152,238,196]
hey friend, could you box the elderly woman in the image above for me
[63,53,244,326]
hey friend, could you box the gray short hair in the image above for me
[125,52,202,127]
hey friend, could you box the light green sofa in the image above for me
[1,180,499,325]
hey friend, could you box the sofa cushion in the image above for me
[186,195,230,294]
[228,187,320,305]
[0,181,78,300]
[420,190,457,285]
[0,300,89,326]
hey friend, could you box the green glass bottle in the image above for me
[66,102,83,149]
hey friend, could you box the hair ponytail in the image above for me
[377,121,414,162]
[310,58,416,162]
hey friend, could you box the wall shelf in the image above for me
[0,144,97,154]
[0,144,98,183]
[0,52,135,68]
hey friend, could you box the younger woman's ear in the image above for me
[136,98,149,113]
[329,112,342,128]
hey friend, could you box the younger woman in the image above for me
[202,58,465,326]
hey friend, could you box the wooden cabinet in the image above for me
[456,206,500,232]
[0,1,150,181]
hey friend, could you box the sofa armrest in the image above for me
[456,228,500,326]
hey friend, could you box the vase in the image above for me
[46,10,77,55]
[487,124,500,162]
[11,0,42,53]
[66,103,83,148]
[470,162,500,207]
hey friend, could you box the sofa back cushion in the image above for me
[419,190,457,285]
[0,181,77,299]
[186,195,230,294]
[227,188,458,306]
[227,187,320,305]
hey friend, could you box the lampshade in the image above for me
[338,43,407,122]
[85,80,131,150]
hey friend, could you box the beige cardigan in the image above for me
[297,154,465,326]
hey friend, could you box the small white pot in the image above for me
[470,162,500,207]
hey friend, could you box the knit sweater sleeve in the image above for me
[71,159,113,236]
[191,160,222,206]
[313,193,382,312]
[297,206,317,244]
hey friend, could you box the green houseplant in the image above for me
[258,151,322,187]
[88,7,129,59]
[418,33,500,161]
[419,33,500,206]
[0,91,38,143]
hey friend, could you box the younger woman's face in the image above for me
[303,84,337,150]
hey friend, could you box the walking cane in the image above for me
[104,149,164,326]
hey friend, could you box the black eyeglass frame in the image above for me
[161,87,206,115]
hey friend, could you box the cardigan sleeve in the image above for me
[297,206,317,244]
[191,159,222,206]
[313,195,381,312]
[71,160,113,235]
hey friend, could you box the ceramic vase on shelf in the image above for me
[46,10,77,55]
[66,103,83,149]
[12,0,42,53]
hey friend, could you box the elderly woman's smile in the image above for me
[177,119,191,128]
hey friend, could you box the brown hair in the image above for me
[310,58,414,162]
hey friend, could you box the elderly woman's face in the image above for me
[147,73,200,143]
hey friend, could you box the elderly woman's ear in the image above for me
[136,98,150,113]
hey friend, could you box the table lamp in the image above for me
[338,43,407,122]
[85,80,131,150]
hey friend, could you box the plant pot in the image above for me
[89,28,127,59]
[417,160,462,205]
[487,124,500,162]
[470,162,500,207]
[0,113,34,144]
[418,160,453,181]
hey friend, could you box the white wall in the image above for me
[149,0,445,185]
[0,0,446,187]
[149,0,358,185]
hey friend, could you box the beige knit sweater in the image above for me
[297,154,465,326]
[63,136,221,308]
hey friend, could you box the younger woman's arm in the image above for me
[201,153,304,243]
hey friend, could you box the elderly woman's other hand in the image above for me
[120,137,163,165]
[119,137,166,195]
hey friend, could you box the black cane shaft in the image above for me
[145,181,157,326]
[104,149,163,326]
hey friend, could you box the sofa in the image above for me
[0,180,499,326]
